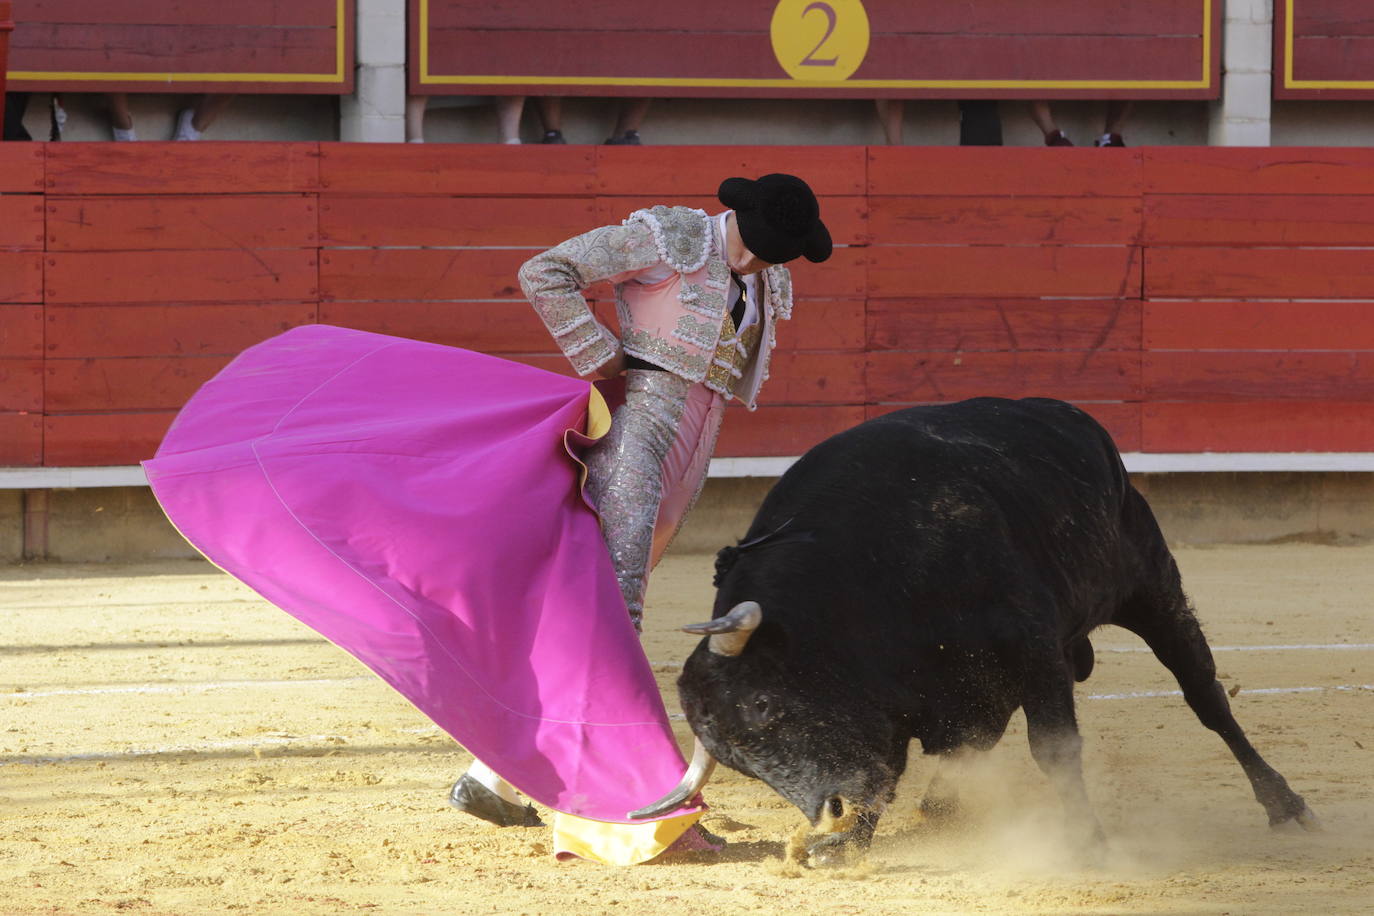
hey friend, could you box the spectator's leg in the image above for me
[496,95,525,143]
[605,97,650,145]
[957,100,1003,146]
[175,94,234,140]
[536,97,566,143]
[2,92,33,141]
[1031,100,1072,146]
[405,95,428,143]
[108,93,137,141]
[1097,100,1133,147]
[874,98,904,145]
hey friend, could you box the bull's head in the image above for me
[634,598,900,842]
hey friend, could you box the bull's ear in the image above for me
[683,601,762,656]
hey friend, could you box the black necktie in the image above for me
[730,273,747,329]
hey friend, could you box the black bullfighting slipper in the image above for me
[447,775,544,827]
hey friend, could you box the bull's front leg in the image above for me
[1021,660,1108,859]
[806,736,908,867]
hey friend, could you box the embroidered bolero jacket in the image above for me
[518,205,795,410]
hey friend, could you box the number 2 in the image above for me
[799,2,839,67]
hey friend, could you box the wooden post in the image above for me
[0,0,12,131]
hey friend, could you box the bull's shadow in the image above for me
[638,397,1320,866]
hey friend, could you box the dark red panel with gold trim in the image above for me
[410,0,1219,99]
[1276,0,1374,99]
[7,0,354,94]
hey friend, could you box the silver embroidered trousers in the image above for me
[583,369,693,631]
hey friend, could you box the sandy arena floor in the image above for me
[2,544,1372,915]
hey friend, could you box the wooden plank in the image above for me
[777,299,866,352]
[46,250,318,305]
[867,350,1139,403]
[47,195,319,252]
[430,0,1203,35]
[319,144,596,195]
[45,304,318,358]
[319,301,556,352]
[0,306,43,357]
[0,251,44,303]
[1144,194,1374,246]
[869,148,1144,198]
[1142,402,1374,452]
[1289,36,1374,82]
[869,196,1141,246]
[43,412,176,466]
[1145,352,1374,401]
[868,299,1142,352]
[0,144,44,192]
[594,147,866,197]
[322,196,597,248]
[714,405,867,457]
[865,400,1142,452]
[753,351,865,405]
[869,245,1141,299]
[1145,301,1374,350]
[0,196,44,249]
[0,413,44,466]
[1146,247,1374,299]
[1142,148,1374,195]
[320,249,534,301]
[45,356,232,411]
[0,359,43,411]
[782,246,868,299]
[18,1,340,28]
[593,196,870,247]
[45,144,321,195]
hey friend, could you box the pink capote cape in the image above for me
[143,324,699,828]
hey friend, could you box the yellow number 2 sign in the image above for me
[770,0,871,82]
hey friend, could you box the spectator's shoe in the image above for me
[604,129,642,145]
[447,775,544,827]
[1044,130,1073,147]
[1095,133,1126,147]
[112,127,137,142]
[174,109,202,141]
[541,129,567,144]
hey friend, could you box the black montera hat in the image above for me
[717,173,832,264]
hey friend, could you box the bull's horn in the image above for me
[683,601,763,657]
[627,737,717,820]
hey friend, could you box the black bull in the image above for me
[633,397,1318,855]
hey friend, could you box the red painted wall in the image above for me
[2,142,1374,467]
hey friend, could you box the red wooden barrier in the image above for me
[4,143,1374,467]
[412,0,1219,100]
[7,0,354,94]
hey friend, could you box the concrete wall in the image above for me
[6,474,1374,564]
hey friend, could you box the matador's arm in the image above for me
[518,222,662,377]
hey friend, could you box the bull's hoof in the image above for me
[805,832,860,868]
[1271,804,1322,833]
[919,794,960,821]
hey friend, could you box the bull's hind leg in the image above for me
[1114,555,1318,830]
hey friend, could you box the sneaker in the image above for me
[604,129,641,146]
[1044,130,1073,147]
[112,127,137,142]
[174,108,201,141]
[541,129,567,144]
[1094,132,1126,147]
[447,775,544,827]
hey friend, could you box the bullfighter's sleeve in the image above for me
[519,222,663,377]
